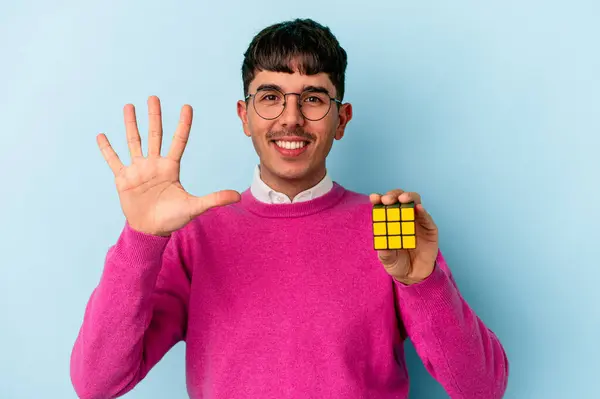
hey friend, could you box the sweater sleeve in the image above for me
[393,250,509,398]
[70,222,191,399]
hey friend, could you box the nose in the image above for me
[279,94,305,127]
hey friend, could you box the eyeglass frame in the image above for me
[244,86,343,121]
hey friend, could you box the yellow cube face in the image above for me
[374,236,388,250]
[402,235,416,249]
[387,222,401,235]
[401,221,415,235]
[373,208,386,222]
[372,202,416,250]
[388,236,402,249]
[401,207,415,221]
[386,208,400,221]
[373,222,387,235]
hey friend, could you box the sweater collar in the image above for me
[240,181,347,218]
[250,164,334,204]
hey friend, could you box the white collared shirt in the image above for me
[250,164,333,204]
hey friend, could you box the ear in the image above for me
[237,100,251,137]
[334,102,353,140]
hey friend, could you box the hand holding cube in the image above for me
[369,189,439,285]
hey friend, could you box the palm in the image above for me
[116,157,190,236]
[381,220,438,277]
[98,96,241,236]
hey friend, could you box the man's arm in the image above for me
[70,223,190,399]
[394,250,509,398]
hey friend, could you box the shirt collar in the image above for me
[250,164,333,204]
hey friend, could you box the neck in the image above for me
[259,163,327,200]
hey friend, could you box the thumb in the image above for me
[416,204,437,231]
[189,190,241,216]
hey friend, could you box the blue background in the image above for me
[1,1,598,398]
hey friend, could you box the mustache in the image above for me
[266,129,315,142]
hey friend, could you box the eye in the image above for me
[257,90,282,102]
[303,93,328,104]
[305,96,322,103]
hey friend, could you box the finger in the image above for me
[147,96,163,157]
[369,193,382,204]
[167,105,193,162]
[123,104,143,158]
[398,191,422,205]
[188,190,241,217]
[377,249,398,264]
[381,189,404,205]
[416,204,437,231]
[97,133,124,176]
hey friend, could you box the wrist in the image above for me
[393,276,425,286]
[127,221,172,237]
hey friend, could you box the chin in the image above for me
[271,163,312,181]
[257,139,326,182]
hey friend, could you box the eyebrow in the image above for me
[255,83,332,96]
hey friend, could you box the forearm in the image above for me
[70,224,183,399]
[395,256,509,398]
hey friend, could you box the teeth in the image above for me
[275,140,307,150]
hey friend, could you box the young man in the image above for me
[71,18,509,399]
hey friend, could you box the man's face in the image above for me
[237,68,352,183]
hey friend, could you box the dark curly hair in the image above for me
[241,18,348,101]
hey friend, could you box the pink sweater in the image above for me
[70,182,508,398]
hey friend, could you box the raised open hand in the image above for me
[97,96,241,236]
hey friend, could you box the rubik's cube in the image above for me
[372,202,417,250]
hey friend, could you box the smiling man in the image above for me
[70,18,509,399]
[237,27,351,203]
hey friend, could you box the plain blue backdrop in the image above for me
[1,1,598,398]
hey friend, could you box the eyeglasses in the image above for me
[245,88,342,121]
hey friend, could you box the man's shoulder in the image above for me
[334,182,372,207]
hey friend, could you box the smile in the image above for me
[274,140,308,149]
[270,140,310,157]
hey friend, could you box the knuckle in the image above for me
[149,129,162,138]
[174,134,188,144]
